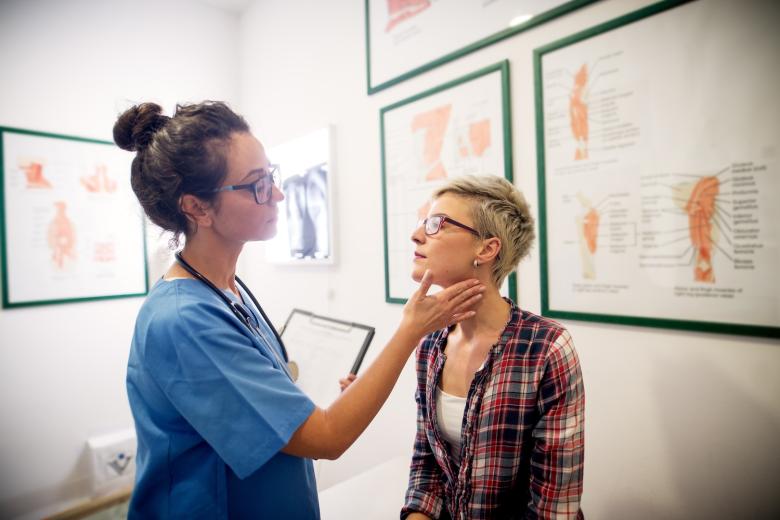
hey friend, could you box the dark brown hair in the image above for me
[113,101,249,245]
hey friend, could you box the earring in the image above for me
[473,259,480,268]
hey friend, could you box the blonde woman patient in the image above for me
[401,175,585,520]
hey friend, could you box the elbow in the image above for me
[318,433,347,460]
[322,428,349,460]
[318,414,349,460]
[321,444,346,461]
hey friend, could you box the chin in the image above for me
[411,265,425,283]
[411,269,442,287]
[255,225,278,241]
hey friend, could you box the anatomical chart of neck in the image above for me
[538,0,778,330]
[1,130,146,306]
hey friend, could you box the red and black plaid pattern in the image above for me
[402,301,585,519]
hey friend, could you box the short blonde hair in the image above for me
[433,175,535,288]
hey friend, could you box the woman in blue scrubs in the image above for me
[113,101,484,519]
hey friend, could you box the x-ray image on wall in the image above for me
[283,163,329,258]
[266,127,334,264]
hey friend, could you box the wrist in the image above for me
[394,320,424,350]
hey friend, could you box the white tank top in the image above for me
[435,386,467,459]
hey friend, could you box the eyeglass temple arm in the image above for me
[215,184,251,193]
[443,217,480,236]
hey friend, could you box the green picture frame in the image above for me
[1,126,148,308]
[380,60,516,304]
[534,0,779,338]
[365,0,596,94]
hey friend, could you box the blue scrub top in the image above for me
[127,278,319,519]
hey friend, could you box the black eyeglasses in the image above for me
[418,214,480,237]
[212,164,280,205]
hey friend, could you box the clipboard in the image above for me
[279,308,375,407]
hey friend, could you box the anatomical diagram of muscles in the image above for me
[672,176,719,282]
[19,160,52,189]
[48,201,76,270]
[412,104,452,181]
[411,104,493,182]
[385,0,430,33]
[576,192,600,278]
[570,65,589,160]
[464,119,491,158]
[639,166,735,281]
[558,189,634,283]
[543,51,639,164]
[80,164,117,193]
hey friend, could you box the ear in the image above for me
[179,194,213,229]
[475,236,501,266]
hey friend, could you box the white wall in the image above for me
[2,0,778,518]
[0,0,239,518]
[238,0,780,518]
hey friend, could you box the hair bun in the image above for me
[113,103,169,152]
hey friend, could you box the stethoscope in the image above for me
[175,252,299,382]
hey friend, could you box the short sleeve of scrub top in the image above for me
[127,279,318,519]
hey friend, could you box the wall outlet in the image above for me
[86,428,136,495]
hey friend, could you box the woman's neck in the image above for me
[177,235,242,291]
[454,286,510,341]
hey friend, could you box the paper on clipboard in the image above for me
[280,309,375,408]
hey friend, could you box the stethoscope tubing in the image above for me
[174,252,294,380]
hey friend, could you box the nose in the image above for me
[271,183,284,203]
[411,221,425,244]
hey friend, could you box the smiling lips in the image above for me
[414,252,426,260]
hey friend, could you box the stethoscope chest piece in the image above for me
[288,360,299,382]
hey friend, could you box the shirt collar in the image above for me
[432,297,521,357]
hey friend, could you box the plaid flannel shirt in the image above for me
[402,301,585,519]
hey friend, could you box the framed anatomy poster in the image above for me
[535,0,779,337]
[381,61,515,304]
[365,0,595,94]
[1,127,147,308]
